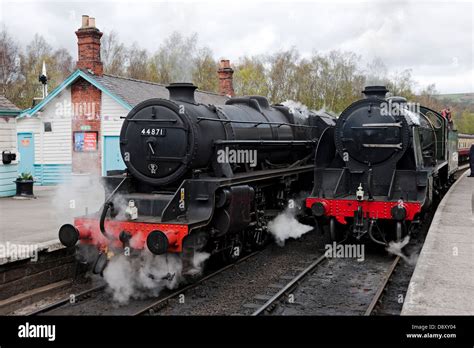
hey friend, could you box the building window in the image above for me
[44,122,52,132]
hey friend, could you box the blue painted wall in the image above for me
[34,164,72,185]
[103,136,125,175]
[0,164,18,197]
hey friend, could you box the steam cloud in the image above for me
[282,100,310,118]
[267,206,313,247]
[282,100,329,119]
[386,235,419,265]
[52,174,105,225]
[103,250,210,304]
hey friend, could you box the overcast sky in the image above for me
[1,0,473,93]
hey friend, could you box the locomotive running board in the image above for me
[160,164,316,226]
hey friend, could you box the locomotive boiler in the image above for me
[59,83,335,274]
[306,86,458,244]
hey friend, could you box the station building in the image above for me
[0,96,21,196]
[17,15,233,185]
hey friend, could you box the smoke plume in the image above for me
[103,250,210,304]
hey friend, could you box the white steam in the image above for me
[103,250,210,304]
[267,207,313,247]
[386,235,418,265]
[282,100,310,118]
[52,174,105,225]
[282,100,333,119]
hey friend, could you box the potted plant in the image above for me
[14,172,35,198]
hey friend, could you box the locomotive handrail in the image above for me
[362,143,403,149]
[361,122,403,128]
[196,116,318,129]
[125,119,178,123]
[214,139,316,146]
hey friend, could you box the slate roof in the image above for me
[86,71,229,106]
[0,95,20,111]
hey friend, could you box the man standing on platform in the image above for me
[469,144,474,177]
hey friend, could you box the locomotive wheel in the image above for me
[329,218,342,242]
[92,252,108,275]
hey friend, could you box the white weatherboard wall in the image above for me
[101,93,128,136]
[0,116,18,196]
[16,89,72,185]
[101,93,129,175]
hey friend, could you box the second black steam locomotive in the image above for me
[306,86,458,244]
[59,83,335,273]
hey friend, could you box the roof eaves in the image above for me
[19,69,133,118]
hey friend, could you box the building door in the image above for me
[17,133,35,176]
[103,136,125,175]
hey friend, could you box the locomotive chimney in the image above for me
[76,15,103,76]
[166,82,197,104]
[218,59,235,97]
[362,86,389,99]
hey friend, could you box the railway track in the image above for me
[364,255,400,316]
[251,254,327,316]
[133,250,262,316]
[250,254,401,316]
[26,250,262,316]
[26,283,107,316]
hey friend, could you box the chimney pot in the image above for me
[89,17,96,28]
[81,15,89,28]
[220,59,231,69]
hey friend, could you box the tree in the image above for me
[149,32,198,84]
[456,110,474,134]
[101,30,127,76]
[6,34,73,108]
[127,43,149,80]
[386,69,414,99]
[415,84,442,111]
[233,56,269,97]
[0,27,20,97]
[267,48,299,103]
[192,47,218,92]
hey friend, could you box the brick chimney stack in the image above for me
[217,59,234,97]
[76,15,103,76]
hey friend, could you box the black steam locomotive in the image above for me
[59,83,335,273]
[306,86,458,244]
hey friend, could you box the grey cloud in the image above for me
[1,0,472,93]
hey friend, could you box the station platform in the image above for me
[402,171,474,315]
[0,179,104,264]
